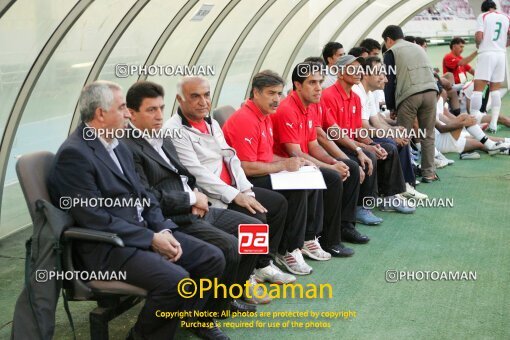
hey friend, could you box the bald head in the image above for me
[176,76,211,122]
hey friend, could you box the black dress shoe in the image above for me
[342,228,370,244]
[230,299,256,312]
[190,318,230,340]
[328,243,355,257]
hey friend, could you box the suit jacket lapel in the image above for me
[114,146,142,193]
[87,138,132,186]
[161,140,196,187]
[137,139,178,174]
[162,141,189,175]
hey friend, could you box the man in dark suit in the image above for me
[124,81,293,304]
[47,81,228,340]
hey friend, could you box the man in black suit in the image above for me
[48,81,227,340]
[124,81,293,302]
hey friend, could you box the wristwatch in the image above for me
[355,146,362,154]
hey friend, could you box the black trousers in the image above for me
[374,137,415,185]
[316,165,359,249]
[179,207,260,312]
[248,175,322,254]
[370,141,406,196]
[341,148,378,205]
[115,231,225,339]
[228,186,286,268]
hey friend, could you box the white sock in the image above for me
[470,91,483,117]
[489,91,501,130]
[466,124,495,148]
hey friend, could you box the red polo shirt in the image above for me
[272,91,317,157]
[321,81,362,139]
[189,119,232,185]
[311,101,336,130]
[442,52,472,84]
[222,99,274,163]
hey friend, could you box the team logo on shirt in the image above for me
[269,128,273,136]
[352,106,356,114]
[308,120,313,128]
[285,122,294,128]
[244,137,253,145]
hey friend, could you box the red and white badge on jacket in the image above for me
[238,224,269,254]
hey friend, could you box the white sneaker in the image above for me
[435,151,454,165]
[434,157,449,168]
[486,142,510,155]
[401,183,428,200]
[243,274,271,304]
[253,260,296,284]
[460,151,481,160]
[302,237,331,261]
[275,249,312,275]
[379,194,416,214]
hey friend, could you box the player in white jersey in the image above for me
[470,0,510,135]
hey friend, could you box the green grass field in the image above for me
[0,45,509,339]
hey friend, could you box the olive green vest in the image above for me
[389,39,438,108]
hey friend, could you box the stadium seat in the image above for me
[16,151,147,340]
[213,105,236,127]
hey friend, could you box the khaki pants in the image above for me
[397,91,437,178]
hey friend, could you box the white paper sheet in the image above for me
[270,166,326,190]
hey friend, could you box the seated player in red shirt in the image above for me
[224,70,331,276]
[303,57,383,225]
[442,37,477,116]
[321,55,414,214]
[443,37,477,85]
[272,61,368,256]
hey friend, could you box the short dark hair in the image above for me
[360,38,381,52]
[348,46,369,58]
[415,37,427,47]
[481,0,496,12]
[382,25,404,41]
[304,56,326,65]
[404,35,416,43]
[322,42,343,63]
[449,37,466,49]
[291,61,322,90]
[363,56,382,75]
[126,81,164,111]
[250,70,285,99]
